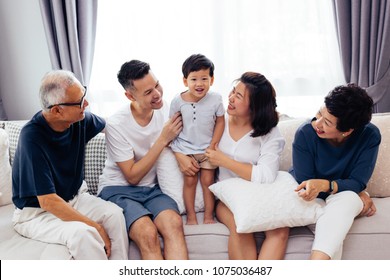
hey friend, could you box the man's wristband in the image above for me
[328,180,334,194]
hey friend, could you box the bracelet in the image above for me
[364,190,370,197]
[328,180,334,194]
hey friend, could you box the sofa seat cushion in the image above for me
[348,197,390,234]
[128,212,315,259]
[0,204,71,260]
[281,226,314,260]
[342,197,390,260]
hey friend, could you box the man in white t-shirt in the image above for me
[98,60,188,260]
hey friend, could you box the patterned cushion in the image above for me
[0,129,13,206]
[2,121,26,166]
[84,133,107,195]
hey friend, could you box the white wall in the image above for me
[0,0,51,120]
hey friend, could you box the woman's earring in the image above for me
[342,133,345,137]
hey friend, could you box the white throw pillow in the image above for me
[156,147,204,214]
[209,171,324,233]
[0,129,13,206]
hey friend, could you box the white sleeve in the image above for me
[105,121,134,163]
[215,93,225,116]
[251,127,285,183]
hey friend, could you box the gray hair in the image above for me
[39,70,81,111]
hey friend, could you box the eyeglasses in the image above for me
[47,86,87,109]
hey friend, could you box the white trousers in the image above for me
[312,191,363,259]
[13,182,129,260]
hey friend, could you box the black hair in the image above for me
[237,72,279,137]
[117,60,151,91]
[325,83,373,132]
[182,54,214,78]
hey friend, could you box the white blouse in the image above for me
[218,117,285,183]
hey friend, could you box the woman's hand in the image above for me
[174,152,199,176]
[358,191,376,217]
[205,144,226,167]
[295,179,329,201]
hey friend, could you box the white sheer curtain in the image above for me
[90,0,344,118]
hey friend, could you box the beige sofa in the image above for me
[1,113,389,260]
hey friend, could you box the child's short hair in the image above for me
[182,54,214,78]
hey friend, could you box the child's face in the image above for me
[183,69,214,101]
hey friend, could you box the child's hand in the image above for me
[175,152,200,176]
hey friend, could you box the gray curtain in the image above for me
[0,97,7,120]
[0,30,7,120]
[332,0,390,113]
[39,0,98,86]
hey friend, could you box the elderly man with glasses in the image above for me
[11,70,129,260]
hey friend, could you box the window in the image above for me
[90,0,345,118]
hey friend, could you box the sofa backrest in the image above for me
[2,112,390,198]
[277,117,308,172]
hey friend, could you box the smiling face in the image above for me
[126,71,163,111]
[227,81,251,118]
[183,69,214,102]
[312,105,352,143]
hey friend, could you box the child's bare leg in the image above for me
[183,174,198,225]
[200,169,216,224]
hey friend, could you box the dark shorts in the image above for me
[98,184,179,231]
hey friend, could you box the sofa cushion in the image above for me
[156,147,205,214]
[84,133,106,195]
[277,118,308,172]
[342,198,390,259]
[0,204,72,260]
[0,129,12,206]
[209,171,324,233]
[2,121,25,166]
[366,113,390,197]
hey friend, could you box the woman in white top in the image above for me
[205,72,288,259]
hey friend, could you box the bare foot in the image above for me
[186,215,198,225]
[203,217,216,224]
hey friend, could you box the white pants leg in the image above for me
[13,182,128,260]
[71,185,129,259]
[312,191,363,259]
